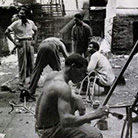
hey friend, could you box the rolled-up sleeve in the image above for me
[7,21,16,32]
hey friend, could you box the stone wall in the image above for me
[111,15,138,54]
[35,16,72,52]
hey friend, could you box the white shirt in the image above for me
[8,19,37,39]
[87,51,115,86]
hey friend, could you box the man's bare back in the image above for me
[35,71,71,128]
[35,54,108,138]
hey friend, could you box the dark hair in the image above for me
[74,13,82,20]
[89,41,100,51]
[18,5,30,15]
[65,53,88,68]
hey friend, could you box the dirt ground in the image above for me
[0,53,138,138]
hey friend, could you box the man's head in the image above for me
[87,41,100,55]
[74,13,83,26]
[18,6,29,26]
[65,53,88,83]
[18,6,28,19]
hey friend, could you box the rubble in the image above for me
[1,55,17,64]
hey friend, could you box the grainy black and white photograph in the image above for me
[0,0,138,138]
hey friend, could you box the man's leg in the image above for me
[17,41,27,87]
[79,123,103,138]
[104,86,111,94]
[29,48,48,95]
[38,123,103,138]
[28,65,44,95]
[26,41,34,78]
[96,78,111,95]
[80,72,95,95]
[48,51,61,71]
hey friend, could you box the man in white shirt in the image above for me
[82,41,115,95]
[87,41,115,87]
[5,6,38,88]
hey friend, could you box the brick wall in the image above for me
[112,15,138,54]
[34,16,72,52]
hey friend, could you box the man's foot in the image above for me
[20,96,36,102]
[20,94,36,102]
[30,93,38,97]
[17,83,25,91]
[100,90,108,96]
[86,96,92,103]
[20,89,36,102]
[117,76,126,85]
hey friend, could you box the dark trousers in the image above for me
[17,40,34,86]
[29,46,61,95]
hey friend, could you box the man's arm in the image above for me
[86,25,93,43]
[31,21,38,46]
[11,46,17,54]
[57,84,108,128]
[71,40,75,53]
[71,91,86,115]
[5,28,16,45]
[31,29,38,46]
[87,54,98,73]
[59,42,69,58]
[71,26,75,53]
[5,28,21,49]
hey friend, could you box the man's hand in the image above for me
[31,40,36,46]
[94,106,109,119]
[74,95,86,115]
[11,47,16,54]
[14,41,21,47]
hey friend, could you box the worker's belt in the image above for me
[18,38,32,41]
[35,122,59,130]
[36,125,53,130]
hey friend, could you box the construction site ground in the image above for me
[0,53,138,138]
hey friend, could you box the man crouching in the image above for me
[35,53,108,138]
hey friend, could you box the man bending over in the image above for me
[28,37,69,97]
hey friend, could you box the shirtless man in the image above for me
[35,53,109,138]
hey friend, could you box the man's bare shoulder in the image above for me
[43,72,71,98]
[49,76,71,97]
[53,79,70,92]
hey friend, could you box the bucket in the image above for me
[97,119,108,130]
